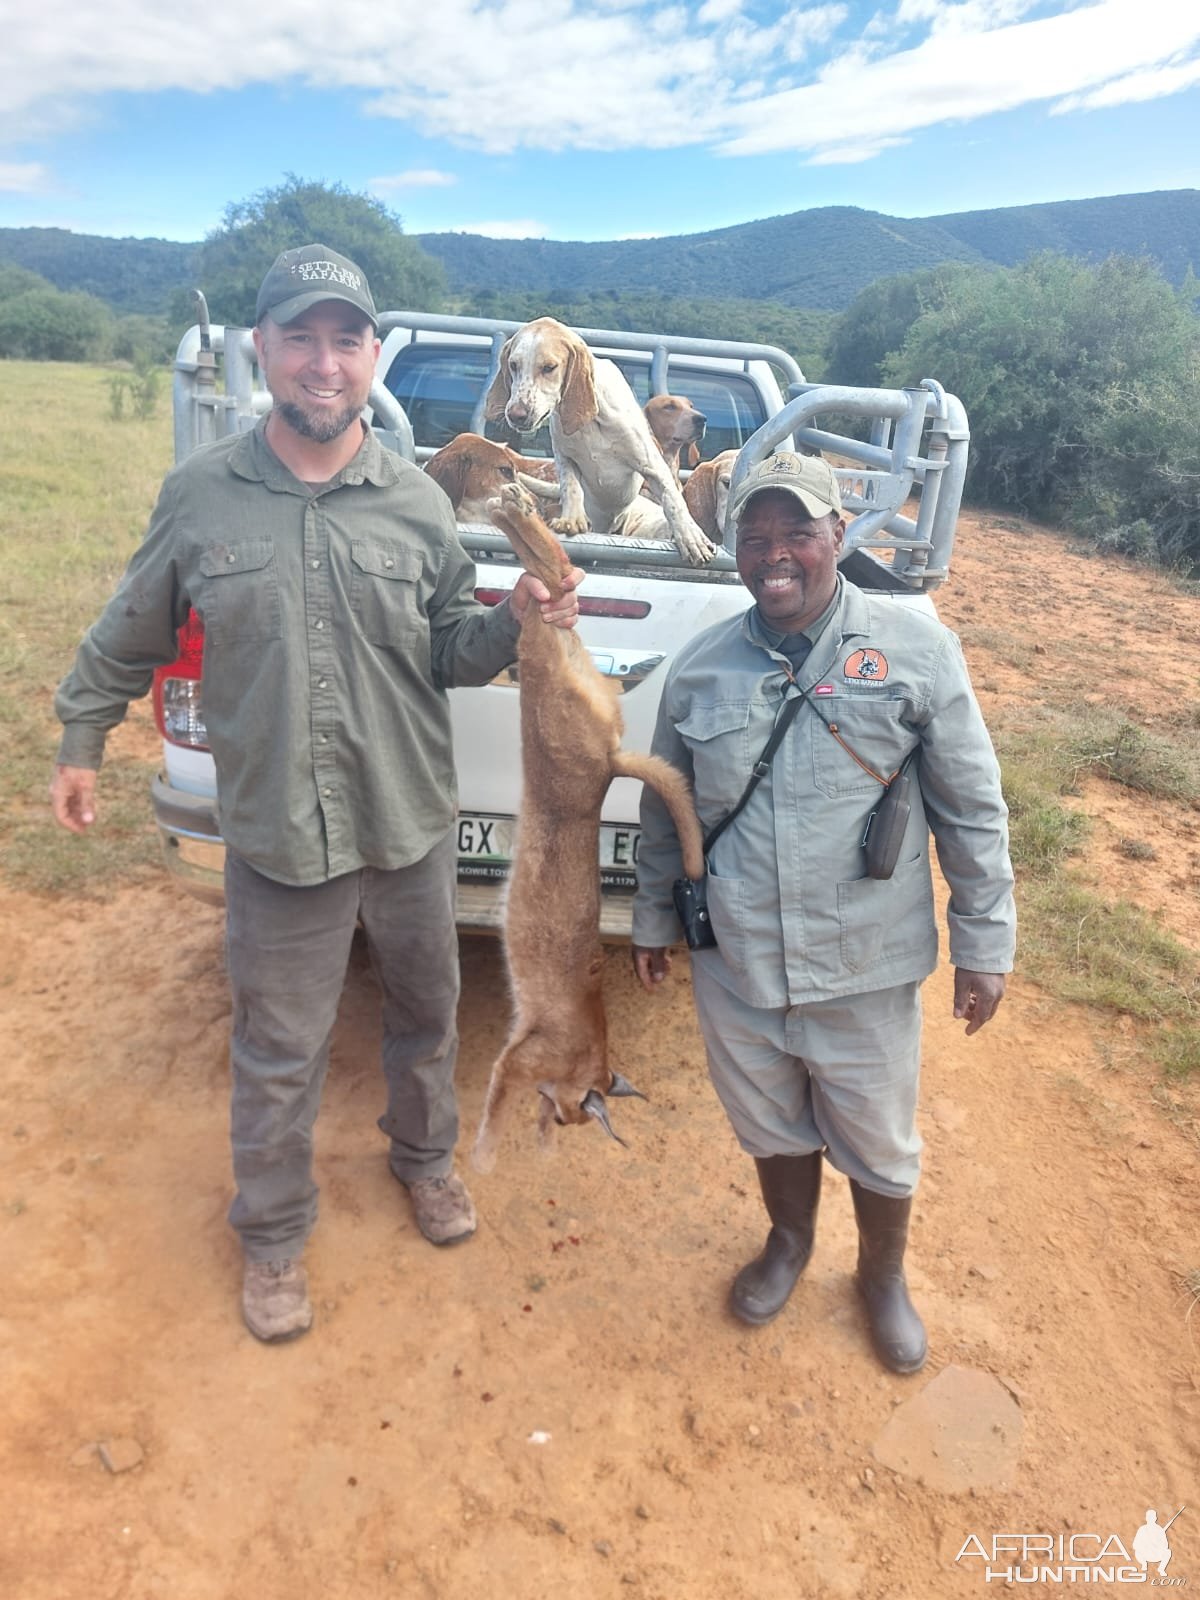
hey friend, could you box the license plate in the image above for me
[456,813,640,885]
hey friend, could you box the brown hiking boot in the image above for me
[242,1257,314,1343]
[402,1172,477,1246]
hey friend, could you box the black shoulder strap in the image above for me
[702,685,812,856]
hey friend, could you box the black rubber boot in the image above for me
[730,1152,823,1326]
[849,1180,927,1374]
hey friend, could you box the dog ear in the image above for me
[642,395,666,447]
[686,441,702,469]
[484,337,515,421]
[557,335,599,435]
[423,439,472,511]
[683,461,717,538]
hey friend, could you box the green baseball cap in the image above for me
[255,243,378,329]
[729,451,843,526]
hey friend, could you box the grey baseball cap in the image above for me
[255,243,378,329]
[729,451,843,526]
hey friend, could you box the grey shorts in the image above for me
[690,950,923,1197]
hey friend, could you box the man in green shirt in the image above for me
[51,244,582,1343]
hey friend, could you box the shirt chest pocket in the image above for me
[198,540,280,643]
[676,700,758,818]
[350,542,425,648]
[811,698,915,798]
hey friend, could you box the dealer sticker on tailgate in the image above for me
[456,813,640,886]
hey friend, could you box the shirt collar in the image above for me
[230,417,405,493]
[749,579,842,655]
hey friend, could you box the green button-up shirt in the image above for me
[55,422,522,885]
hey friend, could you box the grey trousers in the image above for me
[224,830,461,1261]
[690,950,923,1198]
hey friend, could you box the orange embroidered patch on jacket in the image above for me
[844,648,889,683]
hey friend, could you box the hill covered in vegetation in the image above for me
[2,190,1196,317]
[0,227,196,314]
[416,190,1199,309]
[418,206,985,310]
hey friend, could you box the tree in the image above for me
[0,261,48,302]
[194,176,446,327]
[111,312,175,365]
[824,262,980,388]
[882,252,1200,568]
[0,285,112,361]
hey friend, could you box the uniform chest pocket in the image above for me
[675,700,759,817]
[811,698,915,798]
[350,542,426,648]
[198,540,280,642]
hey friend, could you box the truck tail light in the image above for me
[152,609,209,750]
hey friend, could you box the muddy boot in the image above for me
[730,1151,823,1326]
[850,1180,927,1374]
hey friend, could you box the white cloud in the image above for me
[0,0,1197,169]
[898,0,1039,33]
[369,168,458,190]
[0,161,51,193]
[807,136,910,164]
[717,0,1200,159]
[1053,54,1200,112]
[444,219,549,238]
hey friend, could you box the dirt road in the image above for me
[3,515,1197,1598]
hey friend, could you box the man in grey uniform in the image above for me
[632,453,1015,1374]
[51,244,582,1344]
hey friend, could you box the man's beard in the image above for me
[273,398,362,444]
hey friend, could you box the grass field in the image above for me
[3,360,1196,1080]
[0,361,174,892]
[996,710,1200,1080]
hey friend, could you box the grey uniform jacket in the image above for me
[632,577,1017,1010]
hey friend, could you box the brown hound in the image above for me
[424,433,559,522]
[643,393,706,484]
[682,448,739,542]
[471,484,705,1171]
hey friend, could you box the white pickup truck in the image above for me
[153,307,969,936]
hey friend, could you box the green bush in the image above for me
[108,358,163,422]
[832,252,1200,572]
[0,284,113,361]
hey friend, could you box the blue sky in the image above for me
[2,0,1198,243]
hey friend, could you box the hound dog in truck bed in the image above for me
[485,317,717,566]
[424,433,559,522]
[643,392,706,484]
